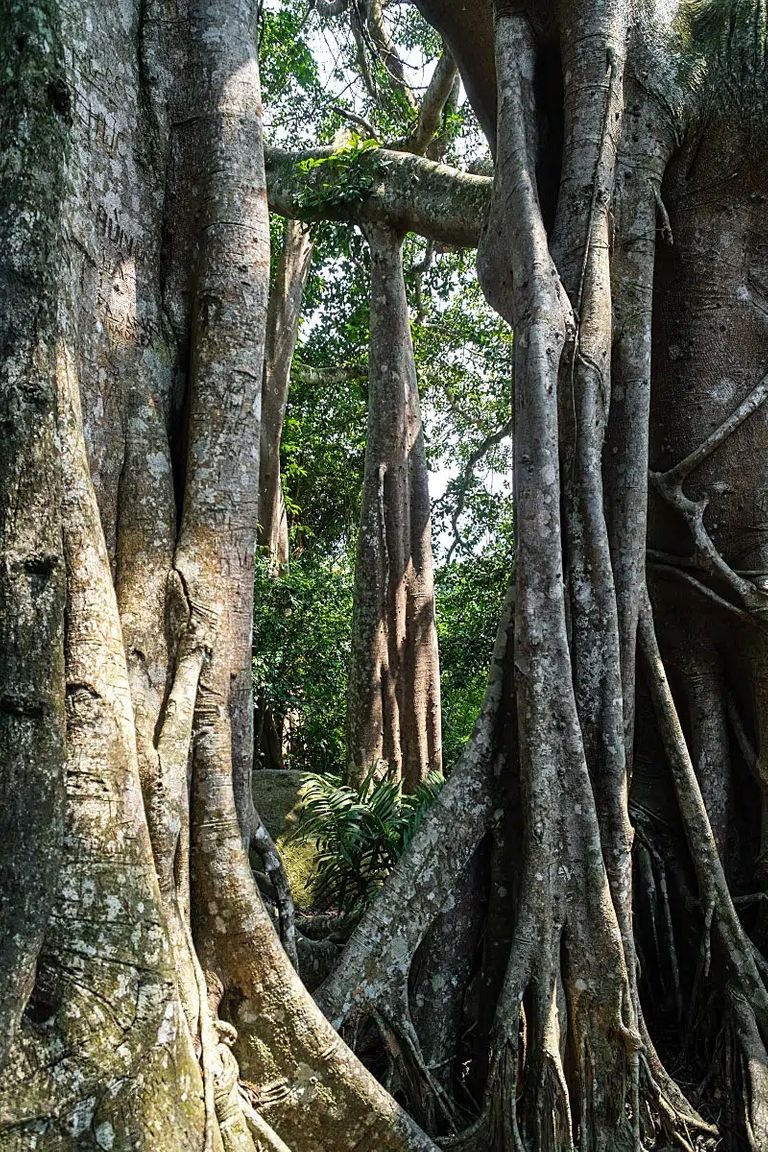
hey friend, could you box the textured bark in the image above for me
[0,2,443,1150]
[347,223,442,792]
[319,583,514,1026]
[259,219,314,574]
[4,0,768,1148]
[0,354,207,1150]
[0,0,67,1072]
[322,4,768,1150]
[405,48,459,158]
[265,146,491,247]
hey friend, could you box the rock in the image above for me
[252,769,317,910]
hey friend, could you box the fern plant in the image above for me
[293,768,444,914]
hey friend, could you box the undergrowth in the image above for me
[293,768,444,914]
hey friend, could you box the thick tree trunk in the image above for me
[347,223,442,792]
[259,218,314,573]
[5,0,768,1148]
[0,4,444,1150]
[320,4,768,1150]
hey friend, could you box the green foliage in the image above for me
[296,136,391,215]
[436,538,513,769]
[253,552,354,774]
[294,770,444,913]
[282,360,367,554]
[255,5,513,786]
[677,0,768,111]
[259,2,336,148]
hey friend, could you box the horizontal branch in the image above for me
[265,146,491,247]
[292,360,367,385]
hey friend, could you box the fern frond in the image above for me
[292,768,443,914]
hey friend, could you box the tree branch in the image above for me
[406,49,458,155]
[265,145,491,245]
[443,420,512,563]
[331,104,376,138]
[662,369,768,488]
[364,0,418,111]
[650,370,768,618]
[292,360,368,385]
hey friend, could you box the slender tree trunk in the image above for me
[347,223,442,792]
[259,218,314,573]
[254,218,313,771]
[0,0,67,1074]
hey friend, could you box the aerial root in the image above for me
[371,998,464,1134]
[638,1050,716,1152]
[251,818,299,970]
[640,591,768,1144]
[640,590,768,1021]
[685,900,715,1049]
[650,369,768,619]
[635,827,683,1021]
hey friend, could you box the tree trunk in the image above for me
[5,0,768,1148]
[259,218,314,574]
[347,223,442,792]
[0,0,67,1074]
[0,5,444,1150]
[316,3,768,1150]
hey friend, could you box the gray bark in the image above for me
[259,219,314,573]
[265,146,491,247]
[0,3,444,1150]
[347,223,442,792]
[0,0,67,1072]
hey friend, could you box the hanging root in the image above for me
[635,826,684,1023]
[251,817,299,971]
[372,1007,464,1136]
[639,588,768,1139]
[650,369,768,619]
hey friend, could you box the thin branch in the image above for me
[364,0,418,111]
[662,369,768,487]
[653,184,674,245]
[350,6,378,102]
[443,420,512,563]
[292,360,368,385]
[407,48,458,156]
[409,240,434,323]
[647,562,763,629]
[650,371,768,618]
[331,104,376,138]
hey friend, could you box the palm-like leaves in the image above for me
[294,768,444,914]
